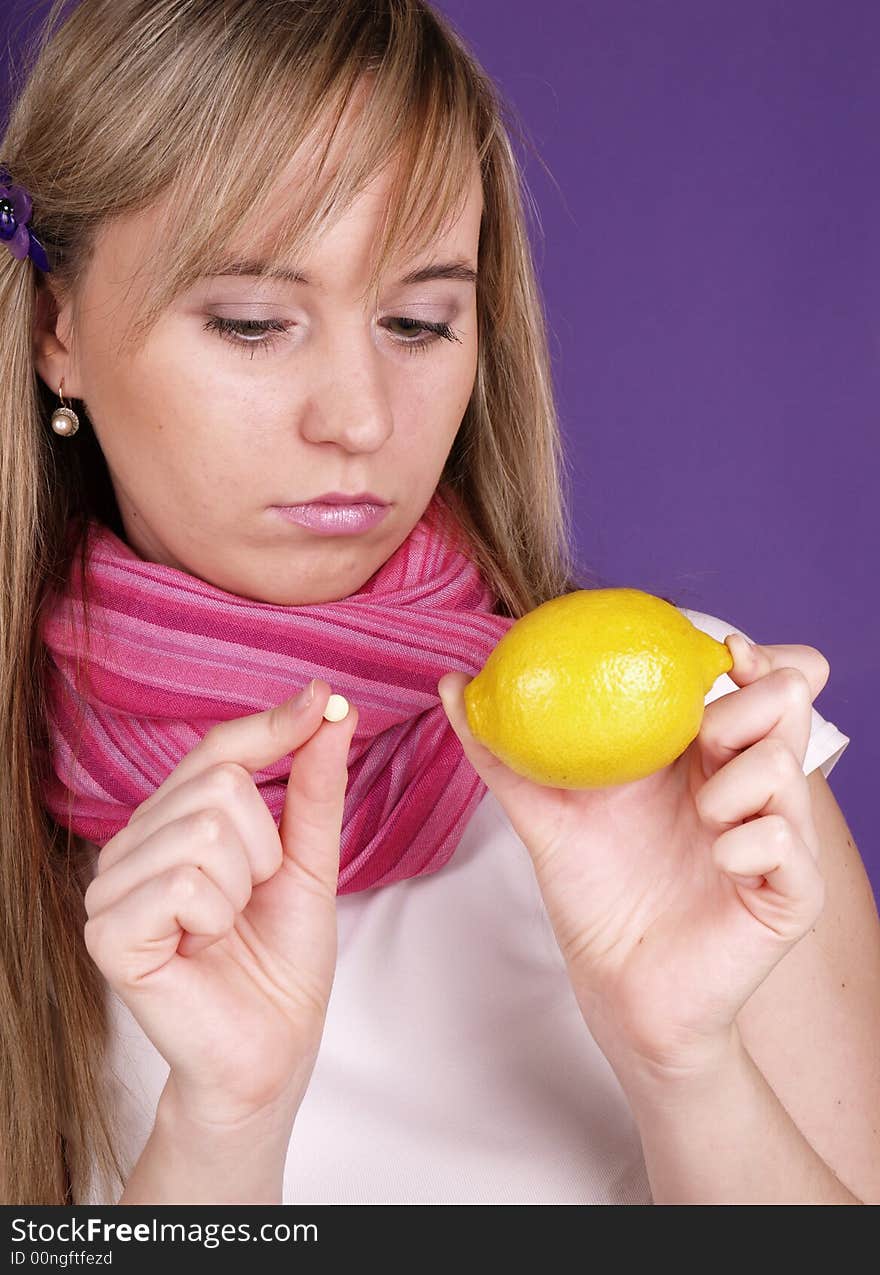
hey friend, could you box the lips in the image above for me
[273,501,391,536]
[294,491,388,506]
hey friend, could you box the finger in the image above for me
[97,760,283,885]
[696,736,819,858]
[83,861,237,988]
[710,817,826,940]
[127,677,334,826]
[437,671,535,803]
[698,659,814,777]
[724,633,830,698]
[85,807,253,924]
[278,693,360,896]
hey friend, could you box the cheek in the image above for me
[83,330,198,447]
[400,335,476,417]
[451,327,479,417]
[115,336,286,462]
[94,372,260,502]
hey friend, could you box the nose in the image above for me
[301,322,395,453]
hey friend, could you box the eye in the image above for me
[203,315,292,359]
[203,314,464,359]
[383,317,463,356]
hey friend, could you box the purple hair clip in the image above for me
[0,166,52,272]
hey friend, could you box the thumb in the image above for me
[437,672,531,799]
[278,681,359,896]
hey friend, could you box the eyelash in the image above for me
[202,315,463,359]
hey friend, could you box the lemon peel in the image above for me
[464,587,733,788]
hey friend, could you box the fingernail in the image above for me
[293,679,316,709]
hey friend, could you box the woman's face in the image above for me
[34,163,483,604]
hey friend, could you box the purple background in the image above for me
[3,2,876,901]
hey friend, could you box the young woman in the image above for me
[1,0,876,1206]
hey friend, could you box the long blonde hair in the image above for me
[1,0,597,1204]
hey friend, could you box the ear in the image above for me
[32,280,81,398]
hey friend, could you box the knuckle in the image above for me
[190,806,230,845]
[167,862,202,902]
[209,759,253,790]
[763,736,795,777]
[206,761,253,804]
[780,665,811,703]
[766,814,792,850]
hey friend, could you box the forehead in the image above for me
[93,157,483,295]
[231,155,484,275]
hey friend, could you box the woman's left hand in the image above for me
[438,635,831,1082]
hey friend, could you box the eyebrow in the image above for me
[203,258,478,288]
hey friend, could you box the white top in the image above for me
[82,608,851,1204]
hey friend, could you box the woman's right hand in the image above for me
[83,678,358,1130]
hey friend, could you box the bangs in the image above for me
[116,1,489,351]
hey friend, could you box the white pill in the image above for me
[323,693,350,722]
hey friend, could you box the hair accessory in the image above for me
[51,378,80,437]
[0,166,52,272]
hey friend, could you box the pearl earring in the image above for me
[51,378,80,437]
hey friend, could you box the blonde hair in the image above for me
[1,0,597,1203]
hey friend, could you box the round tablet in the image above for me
[323,693,350,722]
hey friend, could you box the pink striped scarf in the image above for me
[39,491,515,893]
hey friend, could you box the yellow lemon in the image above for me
[464,587,734,788]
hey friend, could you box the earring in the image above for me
[51,378,79,437]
